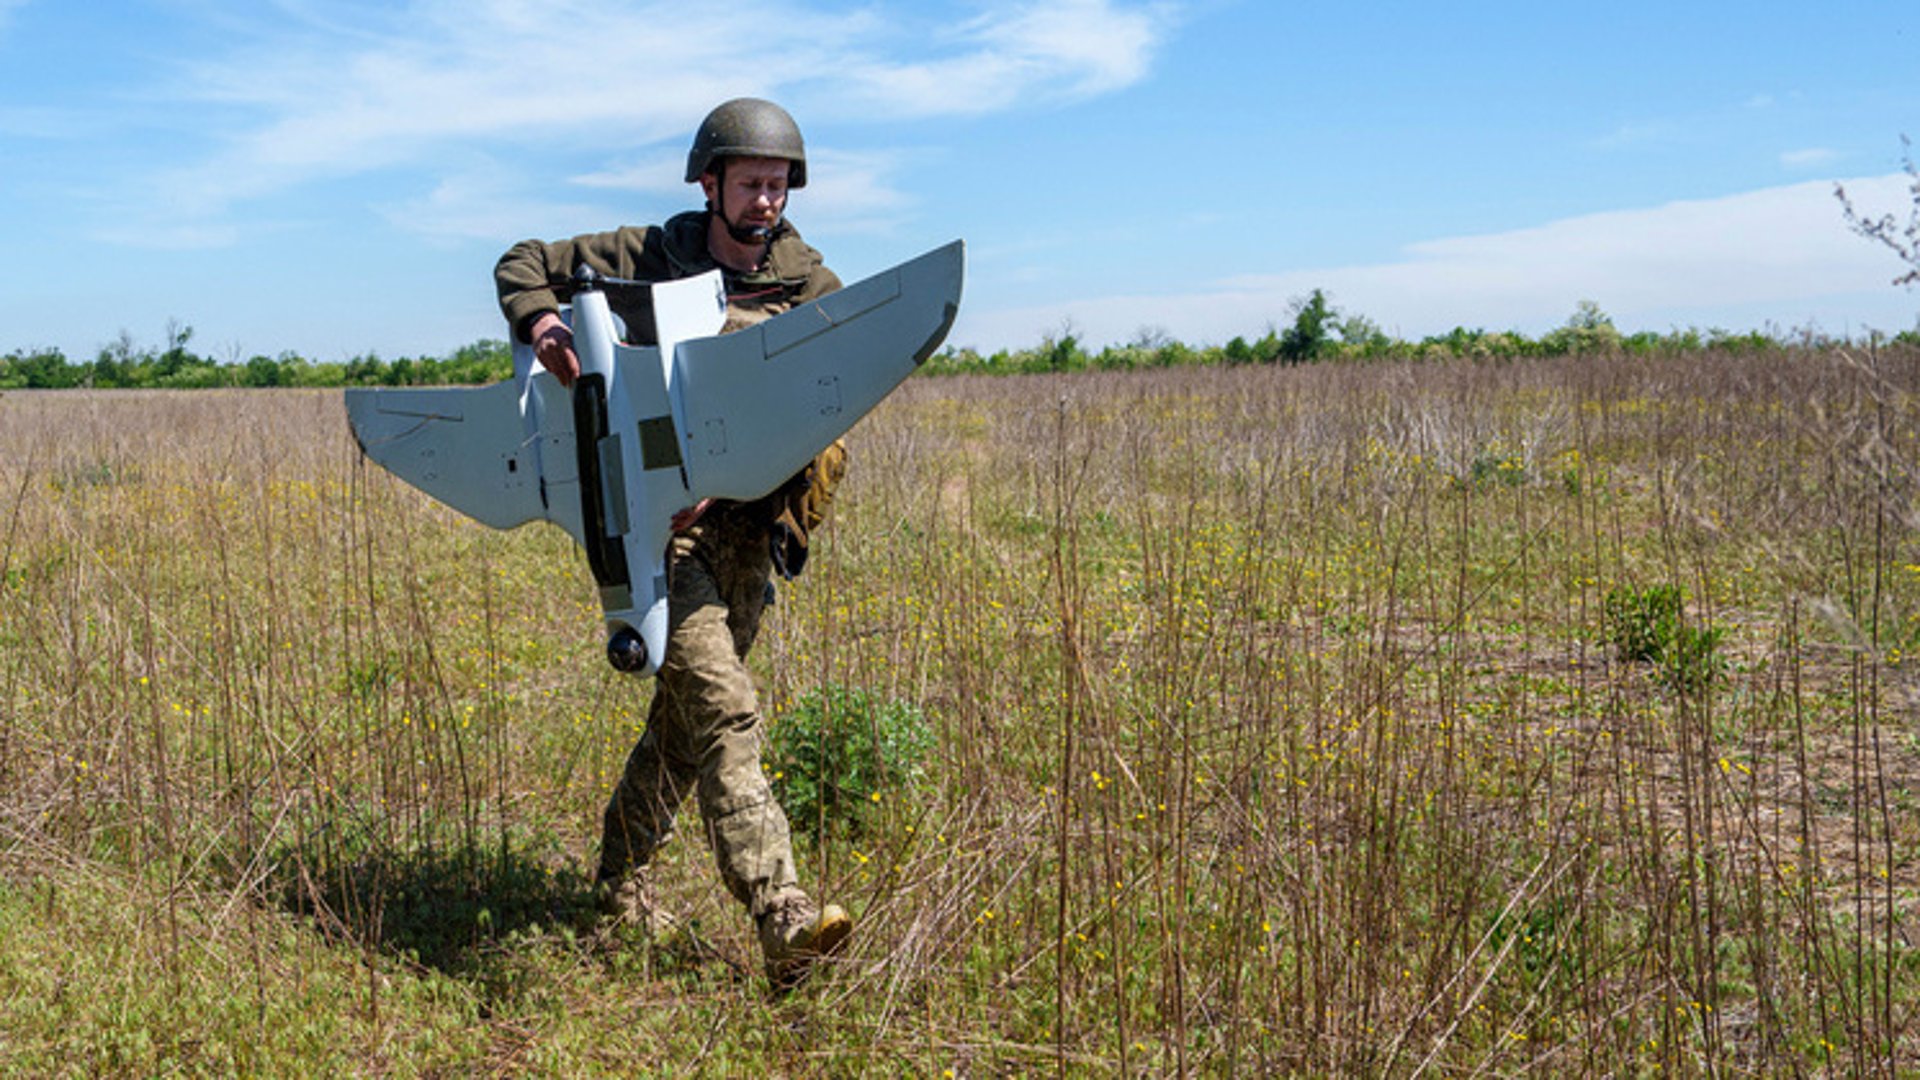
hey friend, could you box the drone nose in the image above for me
[606,628,649,673]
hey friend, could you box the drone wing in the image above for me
[343,239,964,677]
[673,240,963,501]
[343,354,585,544]
[586,239,963,674]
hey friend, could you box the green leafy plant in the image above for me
[1604,583,1682,663]
[768,684,935,841]
[1603,583,1725,691]
[1487,899,1572,977]
[1468,451,1527,488]
[1661,619,1727,693]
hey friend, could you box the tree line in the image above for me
[0,324,515,390]
[4,294,1916,390]
[919,293,1920,376]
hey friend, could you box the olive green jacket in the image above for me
[495,210,841,346]
[494,211,846,578]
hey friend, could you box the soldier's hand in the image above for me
[670,499,713,532]
[530,312,580,387]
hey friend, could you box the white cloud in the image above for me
[787,149,915,236]
[958,175,1920,349]
[149,3,773,216]
[837,0,1173,115]
[104,0,1173,243]
[970,0,1171,96]
[377,166,614,245]
[570,153,687,196]
[1781,147,1837,169]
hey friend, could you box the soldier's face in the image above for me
[704,157,789,232]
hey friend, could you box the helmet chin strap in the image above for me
[724,216,776,245]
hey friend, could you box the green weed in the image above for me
[768,683,934,842]
[1603,582,1726,690]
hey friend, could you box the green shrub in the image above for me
[768,684,935,842]
[1661,620,1727,693]
[1468,451,1527,488]
[1602,583,1725,691]
[1603,584,1682,663]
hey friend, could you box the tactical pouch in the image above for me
[768,439,847,580]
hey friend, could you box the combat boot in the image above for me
[758,892,852,989]
[596,867,679,940]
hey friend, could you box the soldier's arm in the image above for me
[495,227,657,343]
[495,237,573,345]
[495,228,659,386]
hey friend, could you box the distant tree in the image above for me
[1250,326,1284,363]
[245,354,285,387]
[1543,300,1622,354]
[1129,325,1171,350]
[1569,300,1611,330]
[1277,289,1335,364]
[2,347,78,389]
[297,354,345,386]
[1835,135,1920,289]
[443,338,513,384]
[1707,327,1776,353]
[1151,340,1195,367]
[1335,311,1391,355]
[344,354,387,385]
[1664,326,1706,351]
[92,331,140,388]
[155,320,196,380]
[1426,326,1487,357]
[1039,320,1086,372]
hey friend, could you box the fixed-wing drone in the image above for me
[344,240,963,676]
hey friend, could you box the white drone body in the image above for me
[345,240,964,676]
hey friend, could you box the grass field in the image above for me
[2,347,1917,1075]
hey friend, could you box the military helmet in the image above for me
[684,98,807,188]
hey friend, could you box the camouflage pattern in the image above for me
[499,188,849,934]
[597,519,801,917]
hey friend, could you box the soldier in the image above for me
[495,98,851,988]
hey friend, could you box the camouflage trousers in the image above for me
[597,518,800,919]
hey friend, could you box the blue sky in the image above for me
[2,0,1916,363]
